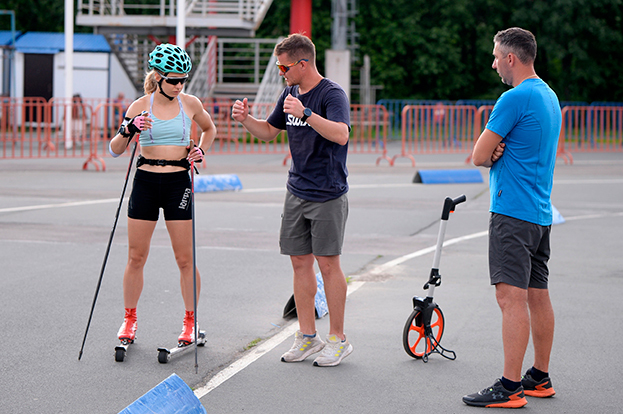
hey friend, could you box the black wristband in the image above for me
[118,117,132,138]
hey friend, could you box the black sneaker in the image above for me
[521,370,555,398]
[462,379,528,408]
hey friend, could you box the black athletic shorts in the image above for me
[128,169,192,221]
[489,213,551,289]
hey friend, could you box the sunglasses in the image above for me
[158,72,189,85]
[276,58,308,73]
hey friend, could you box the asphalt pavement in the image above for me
[0,144,621,413]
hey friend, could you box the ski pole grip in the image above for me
[441,194,467,220]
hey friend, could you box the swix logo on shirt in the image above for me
[285,113,309,127]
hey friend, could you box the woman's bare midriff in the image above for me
[138,145,190,172]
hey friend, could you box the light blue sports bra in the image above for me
[139,94,192,147]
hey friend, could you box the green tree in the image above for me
[256,0,334,72]
[512,0,623,102]
[3,0,622,102]
[259,0,623,102]
[355,0,512,100]
[0,0,66,32]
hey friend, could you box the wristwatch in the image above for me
[301,107,312,123]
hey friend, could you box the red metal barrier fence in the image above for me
[559,106,623,163]
[2,99,621,169]
[350,104,392,165]
[393,105,477,166]
[0,98,391,170]
[464,105,579,165]
[392,104,597,166]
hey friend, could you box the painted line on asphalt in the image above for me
[0,198,119,213]
[193,230,489,399]
[0,183,412,213]
[193,280,366,399]
[239,183,413,193]
[2,177,621,214]
[193,208,623,398]
[554,178,623,185]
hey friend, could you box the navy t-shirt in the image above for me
[267,78,351,202]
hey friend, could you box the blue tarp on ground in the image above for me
[118,374,206,414]
[413,169,483,184]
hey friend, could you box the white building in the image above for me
[3,31,135,101]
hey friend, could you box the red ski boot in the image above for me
[117,308,137,342]
[178,310,196,345]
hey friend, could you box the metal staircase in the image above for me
[77,0,278,99]
[77,0,273,37]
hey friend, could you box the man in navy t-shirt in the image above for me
[463,27,561,408]
[232,33,353,367]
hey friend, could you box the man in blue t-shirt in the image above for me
[232,33,353,367]
[463,28,562,409]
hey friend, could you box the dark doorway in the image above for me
[23,53,53,122]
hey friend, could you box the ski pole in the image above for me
[190,158,199,374]
[78,140,138,361]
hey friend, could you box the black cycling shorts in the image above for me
[128,169,192,221]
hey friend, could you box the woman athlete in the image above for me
[109,43,216,345]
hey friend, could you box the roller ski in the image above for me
[402,195,465,362]
[157,311,206,364]
[115,308,137,362]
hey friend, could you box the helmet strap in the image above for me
[157,79,175,101]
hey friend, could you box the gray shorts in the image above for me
[279,190,348,256]
[489,213,551,289]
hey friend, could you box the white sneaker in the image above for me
[281,330,325,362]
[313,334,353,367]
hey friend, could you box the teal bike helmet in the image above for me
[148,43,192,74]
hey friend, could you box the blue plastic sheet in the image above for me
[413,169,483,184]
[552,205,565,225]
[314,272,329,319]
[118,374,206,414]
[194,174,242,192]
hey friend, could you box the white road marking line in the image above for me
[193,231,490,399]
[0,198,119,213]
[2,177,620,214]
[193,208,623,398]
[193,281,365,399]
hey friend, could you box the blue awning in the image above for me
[0,30,22,46]
[15,32,111,54]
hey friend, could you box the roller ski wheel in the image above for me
[115,339,134,362]
[157,330,206,364]
[402,306,445,359]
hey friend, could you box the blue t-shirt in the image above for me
[267,78,351,202]
[486,79,562,226]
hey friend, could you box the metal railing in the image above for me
[253,43,284,106]
[4,98,620,169]
[0,98,391,170]
[77,0,273,28]
[216,37,278,86]
[186,36,218,98]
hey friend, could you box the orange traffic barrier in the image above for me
[3,98,620,170]
[466,105,574,165]
[393,105,477,166]
[559,106,623,163]
[350,104,392,165]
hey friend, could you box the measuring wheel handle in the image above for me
[441,195,467,221]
